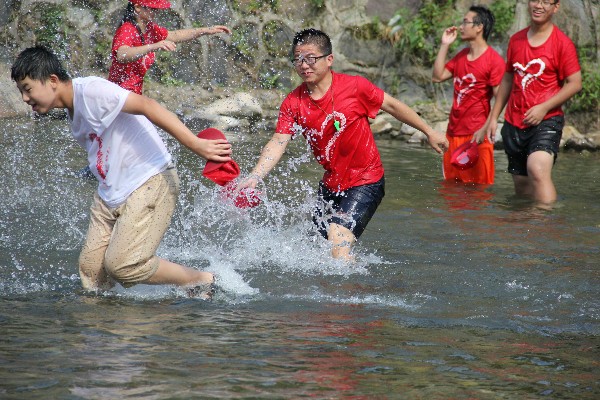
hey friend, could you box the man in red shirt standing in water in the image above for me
[238,28,448,261]
[484,0,581,205]
[432,5,505,185]
[108,0,230,95]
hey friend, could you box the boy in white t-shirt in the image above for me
[11,46,232,296]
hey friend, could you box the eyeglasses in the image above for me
[459,20,479,27]
[291,54,330,67]
[529,0,557,7]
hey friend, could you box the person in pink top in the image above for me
[432,5,505,185]
[108,0,231,94]
[484,0,581,205]
[238,29,448,261]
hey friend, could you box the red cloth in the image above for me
[275,71,385,193]
[443,135,494,185]
[197,128,240,186]
[107,21,168,94]
[504,26,580,129]
[450,141,479,170]
[130,0,171,8]
[197,128,261,208]
[444,46,505,136]
[220,182,262,209]
[203,161,240,186]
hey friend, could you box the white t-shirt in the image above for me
[69,77,172,208]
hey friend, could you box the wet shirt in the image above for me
[276,71,384,193]
[445,46,505,136]
[69,77,171,207]
[504,26,580,129]
[107,21,169,94]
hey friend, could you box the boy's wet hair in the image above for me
[11,45,71,82]
[292,28,332,55]
[470,5,495,41]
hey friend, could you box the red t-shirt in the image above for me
[276,71,385,192]
[107,21,169,94]
[504,26,580,129]
[445,46,505,136]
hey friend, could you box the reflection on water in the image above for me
[1,118,599,398]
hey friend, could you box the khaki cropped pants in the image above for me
[79,168,179,289]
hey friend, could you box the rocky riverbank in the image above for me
[1,0,598,150]
[2,67,599,152]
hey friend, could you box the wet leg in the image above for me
[328,223,356,261]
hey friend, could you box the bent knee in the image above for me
[104,256,160,286]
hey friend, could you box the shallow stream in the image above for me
[1,117,599,398]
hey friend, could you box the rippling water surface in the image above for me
[1,117,599,399]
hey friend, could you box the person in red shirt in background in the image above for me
[484,0,581,205]
[238,29,448,261]
[432,5,505,185]
[108,0,231,94]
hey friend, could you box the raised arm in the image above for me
[115,41,177,63]
[380,93,448,153]
[121,92,232,162]
[432,26,457,83]
[115,26,231,63]
[166,25,231,43]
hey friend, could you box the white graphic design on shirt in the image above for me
[513,58,545,91]
[305,111,347,162]
[454,73,476,106]
[89,133,109,180]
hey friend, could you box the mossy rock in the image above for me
[262,20,295,59]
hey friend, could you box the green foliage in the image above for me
[565,57,600,121]
[351,19,382,41]
[232,0,280,15]
[307,0,326,9]
[488,0,516,41]
[259,71,283,89]
[231,26,256,59]
[154,51,185,87]
[34,4,69,57]
[262,20,289,58]
[386,0,459,66]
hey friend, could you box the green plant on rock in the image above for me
[153,51,184,87]
[231,26,257,59]
[385,0,459,66]
[307,0,326,10]
[351,19,382,41]
[488,0,516,41]
[259,71,283,89]
[34,4,69,57]
[232,0,280,15]
[565,56,600,125]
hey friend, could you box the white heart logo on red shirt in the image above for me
[454,73,476,106]
[513,58,545,90]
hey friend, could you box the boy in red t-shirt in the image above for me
[432,5,505,185]
[108,0,230,94]
[238,29,448,260]
[485,0,581,205]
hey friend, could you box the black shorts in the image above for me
[313,176,385,240]
[501,116,564,176]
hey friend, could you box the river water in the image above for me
[1,116,599,399]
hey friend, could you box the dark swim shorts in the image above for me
[501,115,564,176]
[312,176,385,239]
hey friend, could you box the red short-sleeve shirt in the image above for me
[107,21,169,94]
[445,46,505,136]
[276,71,385,192]
[504,26,580,129]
